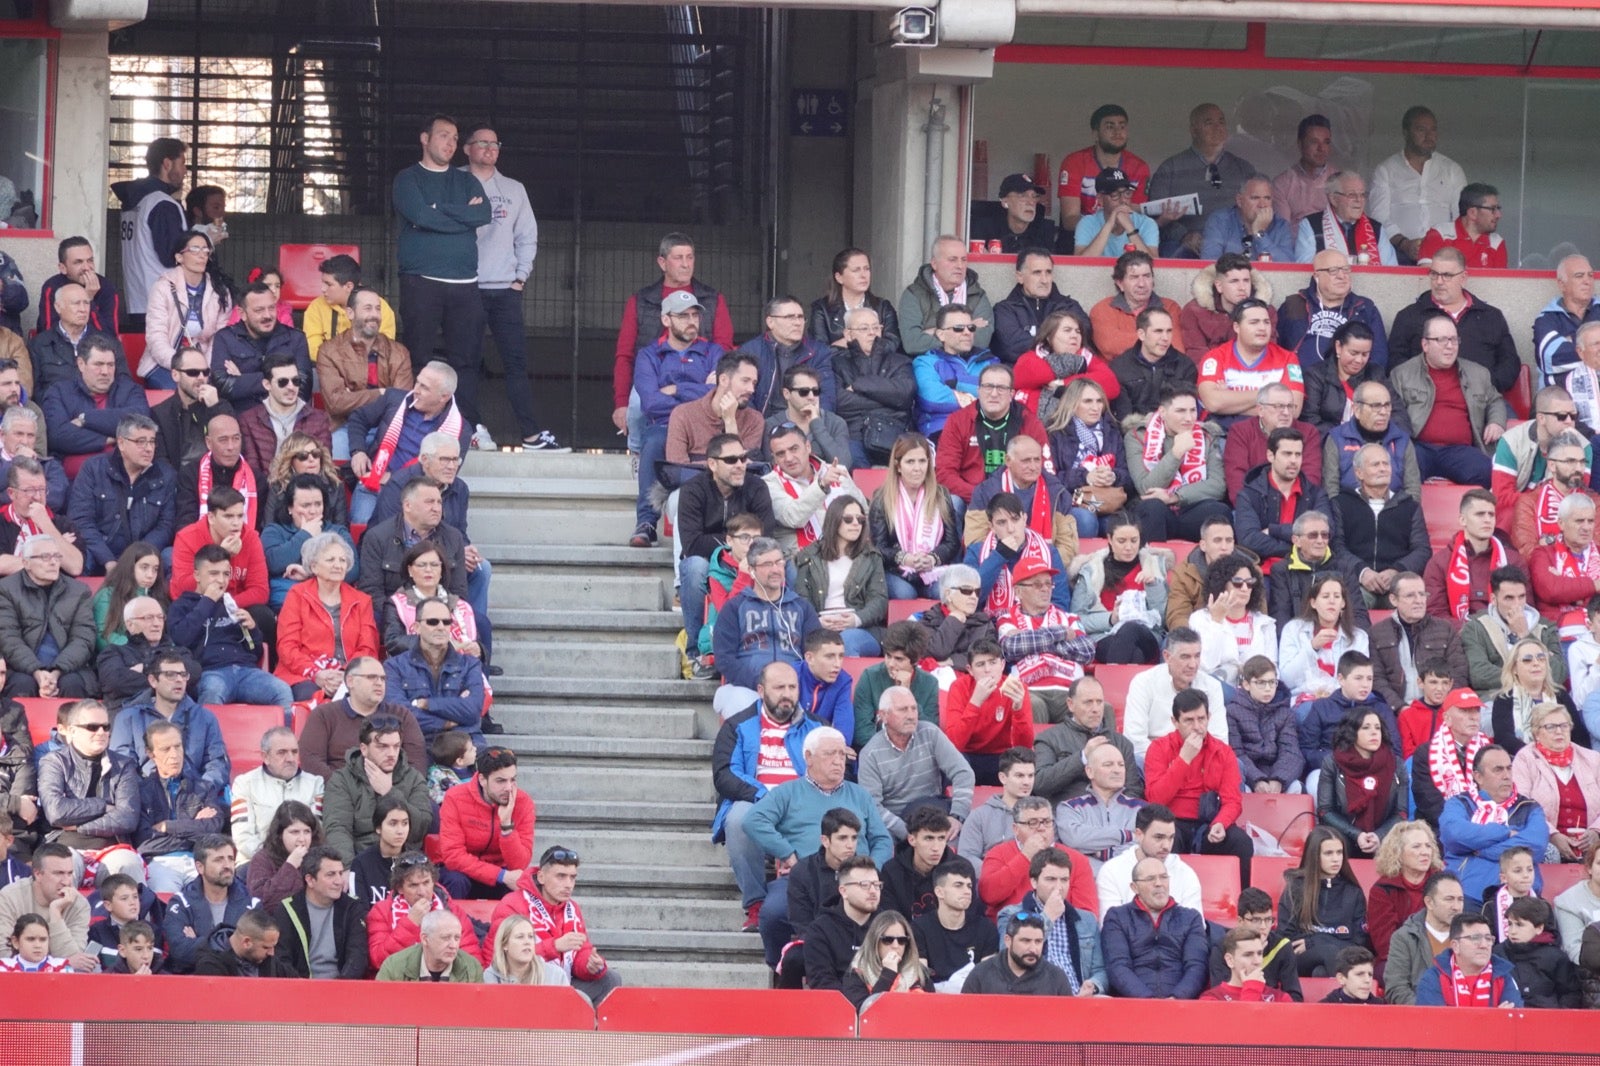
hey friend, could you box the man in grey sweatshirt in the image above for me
[461,124,566,452]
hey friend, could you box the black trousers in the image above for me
[400,274,487,424]
[1174,816,1255,888]
[1095,623,1161,664]
[1134,497,1232,543]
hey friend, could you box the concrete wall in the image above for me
[970,257,1557,369]
[775,10,855,298]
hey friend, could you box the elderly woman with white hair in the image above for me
[1528,491,1600,637]
[274,531,380,701]
[915,563,996,676]
[260,472,359,609]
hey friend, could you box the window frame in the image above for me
[0,19,59,235]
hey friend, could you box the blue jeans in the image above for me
[840,628,881,656]
[143,366,176,389]
[331,425,352,461]
[349,485,378,525]
[887,572,934,599]
[198,664,293,712]
[1070,506,1101,537]
[1413,442,1492,487]
[467,556,493,661]
[848,440,872,470]
[722,800,768,907]
[626,391,645,453]
[680,553,711,644]
[758,875,792,968]
[636,424,669,526]
[479,287,544,440]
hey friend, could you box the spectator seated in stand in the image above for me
[1278,825,1374,978]
[1122,627,1227,765]
[161,834,256,974]
[1090,252,1187,363]
[960,910,1075,995]
[238,351,331,491]
[367,854,483,976]
[1417,184,1507,269]
[0,456,83,577]
[796,629,854,742]
[1299,651,1397,791]
[1109,306,1195,423]
[1305,327,1406,464]
[1056,739,1143,869]
[0,842,95,972]
[90,541,168,653]
[1014,311,1121,434]
[384,596,487,753]
[1278,571,1370,705]
[85,874,164,974]
[942,638,1033,784]
[830,306,915,469]
[711,536,820,719]
[1365,822,1445,977]
[1221,383,1320,507]
[914,564,996,679]
[1489,634,1586,758]
[241,799,321,911]
[1389,311,1506,489]
[1332,444,1429,612]
[171,485,274,648]
[1144,687,1255,886]
[149,344,232,475]
[1414,912,1524,1007]
[345,361,473,527]
[380,541,481,663]
[869,433,959,600]
[791,497,885,658]
[992,248,1090,371]
[1510,430,1597,561]
[261,476,359,611]
[297,658,428,781]
[1196,299,1306,432]
[1460,566,1564,703]
[963,491,1072,621]
[66,413,177,577]
[483,912,571,986]
[0,399,65,513]
[899,236,995,358]
[995,556,1094,726]
[357,477,469,615]
[1393,659,1461,761]
[1439,745,1550,902]
[1510,701,1600,864]
[850,622,940,747]
[799,854,885,994]
[167,543,292,712]
[41,336,149,461]
[912,858,998,990]
[1527,495,1600,639]
[740,295,838,421]
[858,686,974,843]
[1041,378,1131,543]
[426,731,475,810]
[1233,427,1332,564]
[881,808,971,923]
[1199,179,1294,265]
[274,533,379,703]
[1279,250,1390,373]
[959,746,1039,861]
[0,535,99,699]
[840,909,935,1008]
[978,795,1097,919]
[933,363,1045,508]
[303,256,394,359]
[487,845,622,1004]
[1201,924,1295,1002]
[761,365,849,467]
[1224,654,1302,793]
[965,435,1077,562]
[1497,895,1583,1007]
[1124,385,1229,544]
[1208,886,1304,1001]
[1392,247,1521,395]
[210,281,313,415]
[36,700,142,881]
[1182,254,1278,373]
[1102,855,1209,999]
[109,648,228,791]
[375,907,483,984]
[230,725,325,863]
[260,433,349,528]
[1189,554,1276,689]
[1034,674,1145,809]
[269,845,367,980]
[911,306,998,442]
[349,794,415,906]
[438,746,536,902]
[322,715,432,863]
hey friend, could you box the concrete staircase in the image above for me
[471,450,769,989]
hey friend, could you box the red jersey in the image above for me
[1057,147,1150,217]
[1418,219,1507,270]
[1197,341,1305,401]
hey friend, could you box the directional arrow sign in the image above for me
[790,89,848,137]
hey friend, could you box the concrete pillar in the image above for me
[775,11,856,299]
[53,31,113,255]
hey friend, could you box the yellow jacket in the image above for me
[303,295,395,361]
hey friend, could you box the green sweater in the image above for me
[851,662,941,751]
[375,942,483,983]
[392,164,490,279]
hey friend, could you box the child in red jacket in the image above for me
[942,638,1033,785]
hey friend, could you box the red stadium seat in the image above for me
[1299,976,1340,1002]
[1089,663,1142,734]
[1239,792,1316,860]
[888,598,937,625]
[144,389,174,408]
[277,244,360,310]
[1250,856,1296,914]
[841,657,882,684]
[78,575,105,595]
[1420,482,1472,551]
[457,898,496,924]
[1368,609,1394,626]
[424,834,445,863]
[1347,857,1379,897]
[210,704,293,775]
[852,467,887,500]
[1186,854,1242,924]
[289,701,315,736]
[18,696,61,746]
[971,785,1002,809]
[1507,363,1533,421]
[118,333,146,382]
[1153,540,1197,562]
[1075,538,1107,559]
[1540,862,1586,899]
[61,448,110,481]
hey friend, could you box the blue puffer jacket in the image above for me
[161,873,257,973]
[711,586,821,692]
[109,696,230,791]
[1299,690,1398,776]
[741,332,838,417]
[1439,791,1548,903]
[42,375,150,457]
[383,643,487,751]
[1414,949,1524,1007]
[66,452,178,574]
[912,348,998,436]
[1102,898,1210,999]
[1323,417,1415,496]
[709,706,823,841]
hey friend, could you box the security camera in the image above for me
[891,6,937,47]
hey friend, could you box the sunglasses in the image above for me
[543,848,580,864]
[76,722,111,733]
[293,450,320,461]
[177,368,212,378]
[951,586,980,596]
[418,617,452,627]
[1229,577,1256,588]
[789,387,820,398]
[394,854,434,871]
[839,515,864,525]
[712,454,750,465]
[944,324,976,334]
[1518,653,1548,663]
[879,934,909,945]
[1539,410,1577,422]
[272,377,304,388]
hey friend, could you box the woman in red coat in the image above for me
[1012,309,1120,424]
[274,531,380,700]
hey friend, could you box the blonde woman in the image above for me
[263,431,348,527]
[841,910,931,1009]
[1491,638,1585,756]
[868,432,959,599]
[483,914,571,986]
[1366,820,1443,967]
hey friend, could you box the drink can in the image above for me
[1257,253,1271,262]
[987,240,1003,254]
[969,240,985,254]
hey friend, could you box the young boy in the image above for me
[1321,945,1383,1003]
[301,253,396,361]
[1481,845,1539,940]
[796,629,854,742]
[942,638,1033,785]
[696,512,761,677]
[1497,896,1582,1007]
[1207,887,1303,1000]
[1299,651,1398,790]
[0,822,29,889]
[87,873,163,970]
[426,730,476,807]
[1396,659,1457,759]
[107,920,164,975]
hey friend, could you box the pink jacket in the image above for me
[143,267,230,375]
[1511,742,1600,833]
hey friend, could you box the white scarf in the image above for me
[893,483,944,578]
[523,888,582,974]
[1428,722,1486,803]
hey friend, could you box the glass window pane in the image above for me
[0,39,49,229]
[1265,25,1536,64]
[1014,16,1248,49]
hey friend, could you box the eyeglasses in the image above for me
[75,722,111,733]
[1356,400,1392,411]
[432,455,463,466]
[31,552,63,562]
[1537,721,1573,732]
[467,140,503,149]
[839,515,864,525]
[1229,576,1256,588]
[410,560,442,570]
[727,533,757,543]
[181,246,211,256]
[943,324,976,334]
[842,880,882,891]
[177,368,211,378]
[951,586,980,596]
[1314,267,1353,278]
[1245,676,1279,688]
[879,934,909,945]
[1469,203,1503,213]
[272,377,303,388]
[711,454,750,465]
[1017,817,1053,830]
[977,383,1013,393]
[1423,336,1459,346]
[419,617,453,627]
[347,673,386,682]
[788,387,820,398]
[769,313,806,322]
[123,436,158,448]
[1539,410,1578,422]
[1455,933,1494,945]
[1427,271,1464,281]
[1301,530,1330,539]
[155,670,190,680]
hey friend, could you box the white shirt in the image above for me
[1367,150,1465,241]
[1122,665,1228,761]
[1096,849,1204,919]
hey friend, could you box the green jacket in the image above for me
[852,662,941,749]
[322,745,433,862]
[1459,607,1565,700]
[792,543,889,641]
[375,942,483,983]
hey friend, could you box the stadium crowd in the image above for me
[1,101,1600,1009]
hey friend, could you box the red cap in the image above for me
[1443,687,1482,712]
[1011,558,1058,584]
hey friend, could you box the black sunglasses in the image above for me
[177,368,211,378]
[272,376,304,388]
[789,387,820,398]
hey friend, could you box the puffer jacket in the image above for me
[66,451,178,574]
[383,644,486,750]
[830,336,915,454]
[1179,265,1275,353]
[1224,682,1303,788]
[915,602,995,672]
[710,706,823,841]
[322,745,432,861]
[741,332,838,417]
[41,374,150,458]
[0,570,96,677]
[1277,870,1370,951]
[1069,547,1169,644]
[791,543,888,641]
[1123,414,1227,505]
[911,347,999,437]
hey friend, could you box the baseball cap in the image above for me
[1094,167,1136,195]
[661,291,705,315]
[1011,558,1058,584]
[1442,688,1482,712]
[999,172,1047,198]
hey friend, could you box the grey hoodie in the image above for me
[956,793,1017,863]
[462,166,537,288]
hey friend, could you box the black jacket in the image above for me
[210,321,313,410]
[881,844,976,923]
[193,924,300,978]
[1278,871,1372,953]
[96,635,201,713]
[990,284,1089,365]
[961,951,1075,995]
[0,699,35,829]
[1494,939,1583,1008]
[1109,344,1198,421]
[356,516,468,605]
[1390,290,1523,394]
[676,471,776,562]
[1301,360,1399,436]
[788,849,841,935]
[1207,928,1303,1001]
[912,907,999,984]
[150,393,234,476]
[801,899,873,991]
[831,338,916,449]
[28,328,128,400]
[1332,491,1431,582]
[914,603,996,673]
[135,769,225,856]
[1316,753,1408,854]
[1234,469,1335,561]
[1267,549,1370,629]
[272,889,369,980]
[1410,740,1471,831]
[868,492,961,568]
[808,293,901,354]
[1490,690,1586,757]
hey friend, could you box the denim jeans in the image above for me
[197,664,293,712]
[349,484,379,525]
[636,424,669,526]
[1070,506,1101,538]
[840,628,882,656]
[1412,441,1492,488]
[143,366,176,389]
[758,874,792,968]
[722,800,769,907]
[626,391,645,453]
[479,287,544,439]
[466,556,494,661]
[680,553,711,644]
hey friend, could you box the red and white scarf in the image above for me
[1535,742,1574,769]
[197,452,259,527]
[893,484,944,579]
[773,459,845,549]
[1428,722,1486,802]
[997,604,1085,688]
[1446,958,1497,1007]
[1322,210,1381,264]
[1444,532,1507,622]
[1469,787,1522,826]
[1142,411,1205,493]
[1,503,44,552]
[1546,538,1600,635]
[1001,469,1054,541]
[1534,481,1569,546]
[0,956,70,973]
[390,891,443,930]
[362,392,464,492]
[523,888,582,973]
[1491,885,1522,942]
[977,528,1053,615]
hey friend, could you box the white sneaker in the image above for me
[471,423,497,450]
[523,430,571,452]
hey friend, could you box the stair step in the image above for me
[492,575,668,613]
[583,896,743,932]
[462,451,634,480]
[529,826,725,867]
[598,928,766,959]
[580,862,735,895]
[471,476,636,501]
[495,642,682,680]
[474,509,638,546]
[481,543,675,574]
[494,609,683,644]
[493,706,698,740]
[524,766,715,804]
[610,958,771,989]
[538,799,712,828]
[491,676,717,704]
[513,735,712,761]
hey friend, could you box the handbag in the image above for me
[1073,484,1128,514]
[861,412,908,462]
